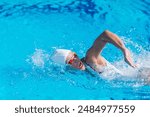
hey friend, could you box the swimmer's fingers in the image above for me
[129,63,138,68]
[131,63,140,68]
[123,48,137,68]
[124,57,137,68]
[131,64,137,68]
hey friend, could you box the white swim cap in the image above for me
[51,49,71,65]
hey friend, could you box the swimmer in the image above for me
[51,30,149,78]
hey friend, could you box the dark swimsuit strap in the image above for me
[81,57,102,74]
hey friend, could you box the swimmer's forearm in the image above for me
[101,30,126,51]
[100,30,136,67]
[97,30,136,68]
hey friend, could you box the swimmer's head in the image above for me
[51,49,85,70]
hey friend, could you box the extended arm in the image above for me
[89,30,136,68]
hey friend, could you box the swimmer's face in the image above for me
[66,52,85,70]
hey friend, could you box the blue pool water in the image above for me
[0,0,150,100]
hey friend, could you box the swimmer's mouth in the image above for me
[79,62,83,68]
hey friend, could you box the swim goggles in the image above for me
[67,53,77,64]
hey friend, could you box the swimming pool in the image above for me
[0,0,150,100]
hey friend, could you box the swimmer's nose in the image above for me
[74,59,80,67]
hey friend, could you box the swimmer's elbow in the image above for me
[101,30,112,40]
[103,30,112,35]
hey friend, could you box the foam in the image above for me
[30,49,50,68]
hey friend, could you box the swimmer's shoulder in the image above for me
[81,57,104,74]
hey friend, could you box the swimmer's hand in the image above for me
[123,48,137,68]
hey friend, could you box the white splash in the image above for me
[31,49,50,68]
[100,37,150,82]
